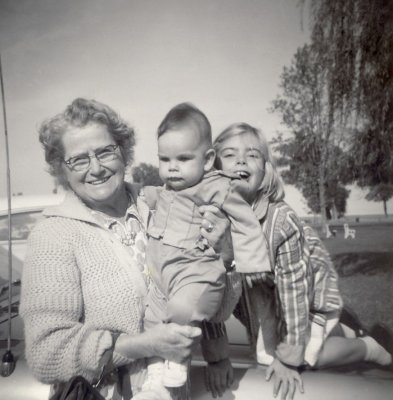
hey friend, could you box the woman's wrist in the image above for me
[113,332,154,362]
[111,333,136,365]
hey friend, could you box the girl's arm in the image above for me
[265,210,309,400]
[200,321,233,398]
[274,214,310,366]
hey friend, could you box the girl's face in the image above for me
[217,132,265,203]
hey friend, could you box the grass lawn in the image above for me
[321,221,393,336]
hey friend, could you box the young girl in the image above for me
[212,122,392,400]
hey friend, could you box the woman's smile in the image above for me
[61,123,127,212]
[88,176,111,185]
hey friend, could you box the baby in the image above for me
[136,103,269,398]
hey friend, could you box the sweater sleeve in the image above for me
[221,180,271,274]
[20,219,114,384]
[273,213,310,367]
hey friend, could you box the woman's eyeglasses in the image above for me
[64,144,120,172]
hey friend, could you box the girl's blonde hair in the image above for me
[213,122,285,202]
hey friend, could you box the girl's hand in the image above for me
[198,205,233,263]
[266,358,304,400]
[147,323,201,363]
[204,358,234,398]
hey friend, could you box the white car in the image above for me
[1,196,392,399]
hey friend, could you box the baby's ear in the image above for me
[204,148,216,172]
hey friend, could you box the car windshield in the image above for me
[0,210,43,241]
[0,209,45,324]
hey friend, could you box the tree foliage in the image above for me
[305,0,393,213]
[131,162,163,186]
[271,43,350,225]
[365,183,393,217]
[273,0,393,218]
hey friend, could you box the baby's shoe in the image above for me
[163,359,188,387]
[133,360,171,400]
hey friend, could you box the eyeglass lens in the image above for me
[66,145,118,171]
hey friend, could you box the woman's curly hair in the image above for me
[38,98,135,188]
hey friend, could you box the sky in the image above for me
[0,0,391,216]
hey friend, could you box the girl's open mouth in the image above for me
[236,171,250,180]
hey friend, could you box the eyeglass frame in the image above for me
[63,144,120,172]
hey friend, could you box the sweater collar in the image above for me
[43,183,150,230]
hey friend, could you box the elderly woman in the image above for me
[19,98,229,399]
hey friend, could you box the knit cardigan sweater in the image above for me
[19,185,150,385]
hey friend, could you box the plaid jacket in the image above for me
[244,198,343,366]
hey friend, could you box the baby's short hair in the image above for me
[157,102,212,147]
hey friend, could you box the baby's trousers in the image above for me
[145,238,226,327]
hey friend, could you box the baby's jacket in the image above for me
[143,170,270,273]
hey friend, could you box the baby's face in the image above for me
[158,126,212,191]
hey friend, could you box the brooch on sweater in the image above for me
[119,231,137,246]
[92,204,143,247]
[113,217,142,246]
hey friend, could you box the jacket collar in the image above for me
[252,190,269,221]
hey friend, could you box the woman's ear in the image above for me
[204,148,216,172]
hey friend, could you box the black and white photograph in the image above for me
[1,1,392,399]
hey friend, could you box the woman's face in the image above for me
[217,132,265,203]
[61,123,126,210]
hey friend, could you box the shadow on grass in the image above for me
[333,252,393,277]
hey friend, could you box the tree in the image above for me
[349,1,393,214]
[271,44,350,229]
[272,132,350,220]
[305,0,393,214]
[131,163,163,186]
[365,184,393,217]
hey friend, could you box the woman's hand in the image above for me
[204,358,234,398]
[114,323,201,364]
[266,358,304,400]
[199,205,233,264]
[147,323,202,363]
